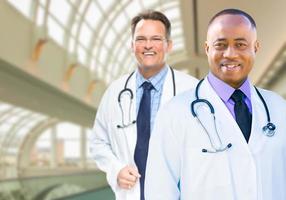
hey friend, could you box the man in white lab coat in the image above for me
[145,8,286,200]
[90,10,197,200]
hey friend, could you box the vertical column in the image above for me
[80,128,87,168]
[50,126,57,168]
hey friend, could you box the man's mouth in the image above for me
[220,63,241,71]
[143,51,156,56]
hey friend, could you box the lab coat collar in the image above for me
[160,66,175,109]
[199,78,252,151]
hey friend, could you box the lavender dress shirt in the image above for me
[207,72,252,119]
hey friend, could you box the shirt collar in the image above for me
[136,64,168,91]
[207,72,251,103]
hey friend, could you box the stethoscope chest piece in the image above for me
[191,79,277,153]
[263,122,276,137]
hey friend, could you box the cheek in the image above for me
[209,52,220,64]
[243,53,256,65]
[164,44,171,53]
[133,46,142,54]
[159,47,171,57]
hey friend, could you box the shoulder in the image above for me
[172,88,197,106]
[255,87,286,109]
[255,87,285,102]
[155,89,197,140]
[107,74,130,90]
[98,74,132,106]
[160,89,196,115]
[173,69,198,84]
[171,69,198,93]
[103,74,131,95]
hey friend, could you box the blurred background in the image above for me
[0,0,285,199]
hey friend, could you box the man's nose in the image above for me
[144,39,153,48]
[223,46,238,58]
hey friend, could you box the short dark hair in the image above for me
[131,10,171,39]
[208,8,256,29]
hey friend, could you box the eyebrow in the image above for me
[214,38,248,42]
[135,35,164,37]
[234,38,248,42]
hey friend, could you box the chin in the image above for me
[225,78,244,88]
[141,64,159,69]
[140,65,154,70]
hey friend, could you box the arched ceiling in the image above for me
[7,0,186,83]
[6,0,286,86]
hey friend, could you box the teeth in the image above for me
[144,52,155,55]
[226,65,236,68]
[221,64,240,68]
[221,63,241,71]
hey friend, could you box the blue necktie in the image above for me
[231,89,252,142]
[134,81,153,200]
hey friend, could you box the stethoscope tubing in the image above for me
[191,78,276,153]
[117,67,176,128]
[116,67,176,163]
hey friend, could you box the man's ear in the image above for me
[205,41,209,55]
[167,39,173,53]
[131,39,135,53]
[254,40,260,53]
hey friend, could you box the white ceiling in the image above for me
[177,0,286,84]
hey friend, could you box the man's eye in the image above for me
[214,43,226,49]
[236,43,247,48]
[215,43,225,47]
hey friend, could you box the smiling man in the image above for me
[145,8,286,200]
[91,10,197,200]
[205,9,259,89]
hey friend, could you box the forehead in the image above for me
[207,14,256,41]
[134,19,166,35]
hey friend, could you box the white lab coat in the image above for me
[90,67,198,200]
[145,78,286,200]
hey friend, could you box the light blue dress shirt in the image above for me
[136,65,168,131]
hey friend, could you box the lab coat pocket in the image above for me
[110,120,137,165]
[182,148,234,200]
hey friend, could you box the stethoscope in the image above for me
[191,79,276,153]
[117,67,176,129]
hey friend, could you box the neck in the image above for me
[228,79,247,89]
[138,64,166,79]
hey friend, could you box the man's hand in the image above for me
[117,165,141,189]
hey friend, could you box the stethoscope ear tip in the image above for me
[202,143,232,153]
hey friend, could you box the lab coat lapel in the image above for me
[199,79,249,149]
[199,79,258,200]
[159,67,174,108]
[248,86,268,153]
[119,74,137,165]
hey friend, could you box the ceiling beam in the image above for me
[0,58,96,127]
